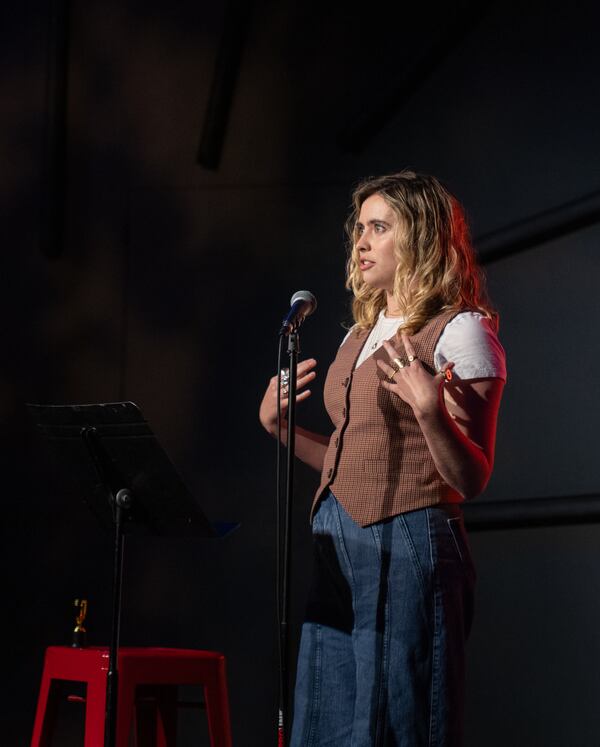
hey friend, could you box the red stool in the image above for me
[30,646,233,747]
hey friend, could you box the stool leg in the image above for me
[134,685,158,746]
[84,679,108,747]
[203,664,233,747]
[133,685,178,747]
[115,681,136,747]
[30,678,62,747]
[155,685,178,747]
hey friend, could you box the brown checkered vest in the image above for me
[312,309,464,526]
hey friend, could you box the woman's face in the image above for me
[355,193,400,293]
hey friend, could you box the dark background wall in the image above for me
[3,1,600,745]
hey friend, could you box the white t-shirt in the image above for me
[343,310,506,381]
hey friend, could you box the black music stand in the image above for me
[27,400,237,747]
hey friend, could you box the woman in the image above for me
[259,171,506,746]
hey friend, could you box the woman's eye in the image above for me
[374,223,385,232]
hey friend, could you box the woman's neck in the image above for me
[384,291,404,318]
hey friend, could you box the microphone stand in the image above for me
[277,330,299,747]
[274,291,315,746]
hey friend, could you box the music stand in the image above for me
[27,400,237,747]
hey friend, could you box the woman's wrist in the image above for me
[263,419,287,438]
[412,389,446,423]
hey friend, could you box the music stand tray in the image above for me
[27,400,237,747]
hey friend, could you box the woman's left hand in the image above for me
[376,333,454,420]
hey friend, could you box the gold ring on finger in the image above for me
[392,357,405,370]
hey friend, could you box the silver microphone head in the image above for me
[279,290,318,335]
[290,290,317,315]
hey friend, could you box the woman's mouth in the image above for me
[360,260,375,271]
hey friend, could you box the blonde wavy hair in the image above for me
[345,170,497,334]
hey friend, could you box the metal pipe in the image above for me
[477,190,600,265]
[463,493,600,532]
[197,0,253,169]
[40,0,70,260]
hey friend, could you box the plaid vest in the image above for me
[312,309,463,526]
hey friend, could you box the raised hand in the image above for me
[376,333,454,419]
[259,358,317,434]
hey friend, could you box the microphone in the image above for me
[279,290,317,336]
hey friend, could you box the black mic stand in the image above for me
[274,291,316,746]
[277,330,299,747]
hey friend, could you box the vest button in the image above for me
[334,437,339,447]
[327,468,333,478]
[342,377,349,387]
[342,407,346,417]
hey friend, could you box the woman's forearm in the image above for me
[415,400,493,500]
[265,423,329,473]
[418,378,504,500]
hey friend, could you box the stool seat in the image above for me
[30,645,232,747]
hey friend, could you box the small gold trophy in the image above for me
[72,598,88,648]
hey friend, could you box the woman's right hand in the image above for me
[259,358,317,435]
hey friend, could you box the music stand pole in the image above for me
[81,426,131,747]
[104,488,131,747]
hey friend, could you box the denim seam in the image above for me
[398,514,427,597]
[447,517,464,562]
[371,519,387,746]
[305,623,322,747]
[332,498,356,588]
[427,508,440,747]
[374,555,391,747]
[370,523,382,562]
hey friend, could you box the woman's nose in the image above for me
[358,231,371,251]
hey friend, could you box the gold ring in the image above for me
[392,357,405,370]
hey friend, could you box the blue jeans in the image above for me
[290,492,475,747]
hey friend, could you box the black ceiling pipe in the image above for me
[197,0,254,170]
[464,493,600,532]
[40,0,70,260]
[477,190,600,265]
[338,1,487,154]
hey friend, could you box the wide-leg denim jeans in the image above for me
[290,492,475,747]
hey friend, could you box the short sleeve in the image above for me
[434,312,507,381]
